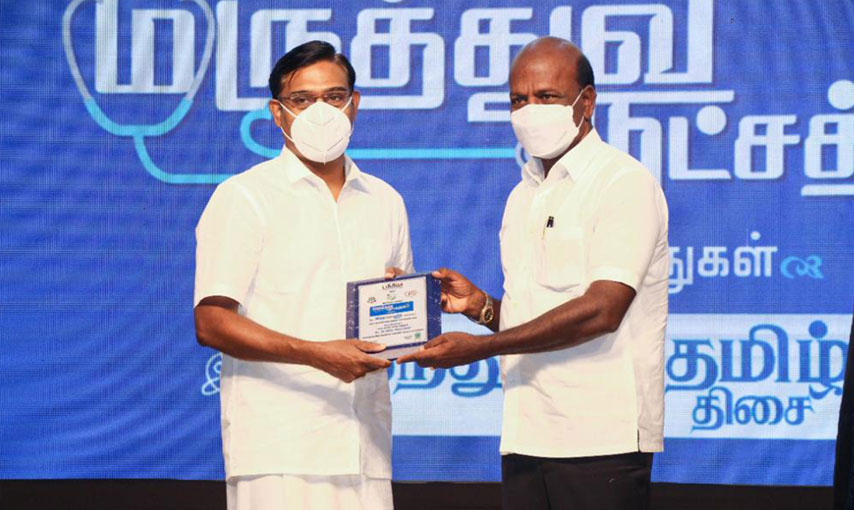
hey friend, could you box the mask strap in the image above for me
[275,100,298,143]
[570,87,586,108]
[569,87,587,127]
[340,95,355,137]
[277,100,299,119]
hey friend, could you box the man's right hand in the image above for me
[308,339,391,383]
[431,267,486,320]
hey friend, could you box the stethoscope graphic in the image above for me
[62,0,229,184]
[62,0,518,182]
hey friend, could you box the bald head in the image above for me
[516,37,578,63]
[511,37,594,91]
[508,36,596,115]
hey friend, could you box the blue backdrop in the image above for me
[1,0,852,486]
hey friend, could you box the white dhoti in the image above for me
[226,474,393,510]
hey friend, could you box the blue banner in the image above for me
[0,0,852,485]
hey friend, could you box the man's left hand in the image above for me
[385,266,406,279]
[397,332,491,368]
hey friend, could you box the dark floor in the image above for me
[0,480,833,510]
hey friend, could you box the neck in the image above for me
[308,157,346,200]
[287,141,347,199]
[540,122,592,178]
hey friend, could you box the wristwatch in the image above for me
[476,292,494,325]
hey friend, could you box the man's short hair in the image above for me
[577,53,595,89]
[268,40,357,99]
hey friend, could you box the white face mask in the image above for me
[509,90,585,159]
[278,97,353,164]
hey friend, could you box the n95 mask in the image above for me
[279,98,353,164]
[510,91,584,159]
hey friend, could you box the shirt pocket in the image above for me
[535,225,585,291]
[254,220,337,295]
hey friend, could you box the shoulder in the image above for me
[505,176,533,210]
[203,158,281,220]
[499,180,531,229]
[596,142,661,196]
[598,140,651,177]
[356,169,407,206]
[593,143,669,224]
[219,154,290,196]
[506,181,526,204]
[221,157,281,194]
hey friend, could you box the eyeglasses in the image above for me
[277,90,352,111]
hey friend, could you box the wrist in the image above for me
[468,290,494,325]
[480,333,499,358]
[465,289,487,320]
[289,338,322,367]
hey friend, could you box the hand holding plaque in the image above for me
[346,273,442,360]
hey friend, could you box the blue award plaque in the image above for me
[346,273,442,360]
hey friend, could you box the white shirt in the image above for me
[194,147,413,479]
[498,129,669,458]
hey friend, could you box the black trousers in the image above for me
[501,452,653,510]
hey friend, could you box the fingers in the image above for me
[421,336,446,349]
[385,266,405,279]
[354,343,391,371]
[336,354,391,383]
[395,336,446,364]
[431,267,454,280]
[353,340,387,353]
[321,340,394,383]
[351,354,391,381]
[397,348,444,369]
[368,357,392,369]
[395,350,421,364]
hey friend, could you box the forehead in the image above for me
[509,51,577,92]
[281,60,349,93]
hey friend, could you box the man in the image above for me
[194,41,412,510]
[399,37,669,510]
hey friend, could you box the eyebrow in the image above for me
[532,89,563,95]
[509,88,564,97]
[286,86,350,95]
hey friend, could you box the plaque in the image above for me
[346,273,442,360]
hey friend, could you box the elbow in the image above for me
[193,297,240,350]
[194,309,216,348]
[601,315,623,334]
[196,330,212,348]
[584,283,635,335]
[195,327,212,349]
[595,306,626,335]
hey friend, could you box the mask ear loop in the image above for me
[569,87,587,130]
[276,100,298,143]
[339,95,355,137]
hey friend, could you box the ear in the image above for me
[349,90,361,123]
[582,86,597,120]
[268,99,285,128]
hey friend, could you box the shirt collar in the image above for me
[278,145,369,192]
[521,128,604,186]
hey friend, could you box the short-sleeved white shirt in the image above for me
[194,147,414,480]
[498,129,669,458]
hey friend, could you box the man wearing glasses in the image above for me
[194,41,413,510]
